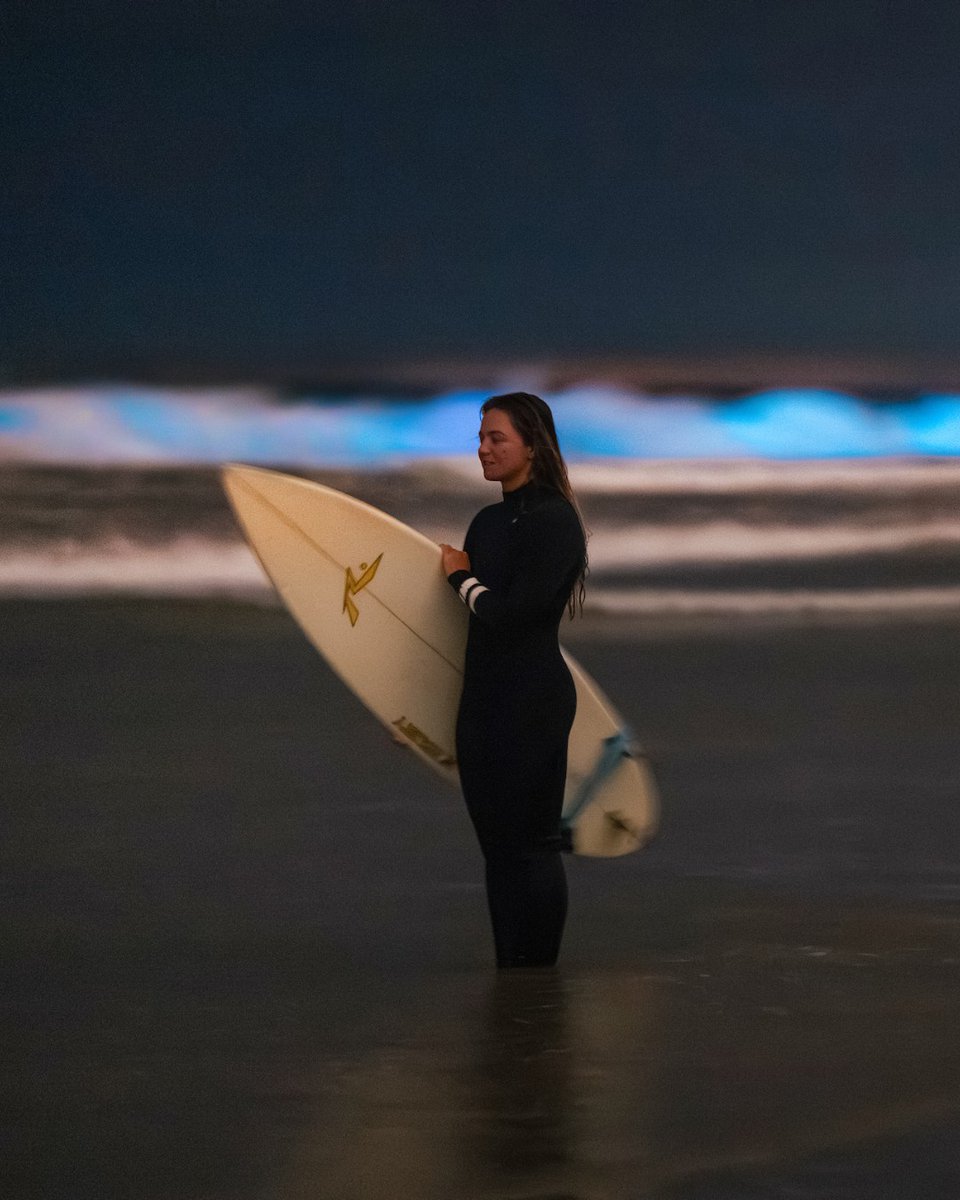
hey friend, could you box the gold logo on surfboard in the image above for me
[392,716,457,769]
[343,553,383,626]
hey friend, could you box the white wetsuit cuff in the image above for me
[458,576,489,612]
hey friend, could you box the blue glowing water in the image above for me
[2,385,960,465]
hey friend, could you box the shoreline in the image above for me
[5,593,960,900]
[7,589,960,632]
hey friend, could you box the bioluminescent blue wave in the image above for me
[0,408,35,434]
[3,385,960,464]
[713,390,907,458]
[888,394,960,456]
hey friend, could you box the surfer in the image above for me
[440,393,588,968]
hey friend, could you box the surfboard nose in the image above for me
[222,462,263,489]
[221,463,281,512]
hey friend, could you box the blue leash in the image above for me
[561,728,637,830]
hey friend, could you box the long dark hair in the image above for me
[481,392,588,617]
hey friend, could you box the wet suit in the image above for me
[447,481,586,968]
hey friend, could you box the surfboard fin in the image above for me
[561,728,638,829]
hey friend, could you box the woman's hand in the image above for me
[440,543,471,577]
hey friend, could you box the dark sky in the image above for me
[5,1,960,382]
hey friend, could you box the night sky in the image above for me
[5,1,960,383]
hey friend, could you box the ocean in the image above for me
[4,456,960,625]
[4,389,960,1197]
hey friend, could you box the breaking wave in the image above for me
[3,384,960,464]
[3,458,960,623]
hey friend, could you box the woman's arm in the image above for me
[440,544,470,576]
[442,504,583,632]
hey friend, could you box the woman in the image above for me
[440,393,588,968]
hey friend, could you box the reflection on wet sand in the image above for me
[467,971,576,1184]
[273,971,578,1199]
[6,600,960,1198]
[275,904,960,1199]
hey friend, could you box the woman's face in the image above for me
[478,408,533,491]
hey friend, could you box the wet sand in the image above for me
[3,599,960,1198]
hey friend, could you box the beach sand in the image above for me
[4,598,960,1198]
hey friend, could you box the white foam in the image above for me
[567,456,960,494]
[5,495,960,602]
[0,537,275,600]
[586,517,960,570]
[4,530,960,629]
[586,586,960,619]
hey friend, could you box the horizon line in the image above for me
[7,353,960,395]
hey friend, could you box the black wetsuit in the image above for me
[447,481,586,968]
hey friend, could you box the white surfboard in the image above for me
[221,464,658,856]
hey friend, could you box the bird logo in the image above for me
[343,553,383,626]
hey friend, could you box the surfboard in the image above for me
[221,464,658,856]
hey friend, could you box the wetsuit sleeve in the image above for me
[447,503,583,631]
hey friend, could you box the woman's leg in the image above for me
[484,844,568,967]
[458,688,574,967]
[469,743,571,968]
